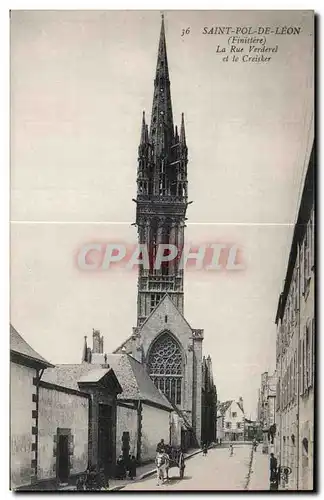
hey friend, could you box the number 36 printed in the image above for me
[181,27,191,36]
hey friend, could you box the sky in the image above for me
[10,10,314,419]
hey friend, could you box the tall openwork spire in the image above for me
[150,14,174,152]
[135,16,189,324]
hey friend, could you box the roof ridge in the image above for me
[139,293,193,331]
[10,324,53,368]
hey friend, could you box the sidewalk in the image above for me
[248,450,269,491]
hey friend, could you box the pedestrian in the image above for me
[128,455,137,480]
[202,443,208,456]
[269,453,278,481]
[156,438,166,454]
[76,474,86,491]
[229,444,234,457]
[85,464,99,490]
[116,454,126,479]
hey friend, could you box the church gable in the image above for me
[138,294,193,357]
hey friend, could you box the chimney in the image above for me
[82,336,88,363]
[92,329,100,353]
[87,348,92,364]
[99,335,104,354]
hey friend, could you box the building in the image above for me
[10,325,53,490]
[113,16,216,446]
[217,398,245,442]
[81,330,174,463]
[201,356,217,445]
[11,325,123,490]
[274,143,315,490]
[244,418,261,442]
[257,371,277,453]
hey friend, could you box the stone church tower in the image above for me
[115,16,207,445]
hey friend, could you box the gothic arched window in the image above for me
[148,332,182,405]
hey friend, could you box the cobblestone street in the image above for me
[120,446,269,491]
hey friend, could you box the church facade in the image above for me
[114,16,216,447]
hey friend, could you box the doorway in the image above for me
[57,432,70,483]
[98,404,113,477]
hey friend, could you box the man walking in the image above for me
[269,453,279,490]
[156,439,166,454]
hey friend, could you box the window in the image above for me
[276,379,280,411]
[312,318,315,387]
[232,412,237,418]
[226,422,231,429]
[148,332,182,405]
[237,422,241,429]
[311,209,315,270]
[150,294,163,312]
[305,322,312,389]
[300,241,305,295]
[299,337,304,395]
[303,224,311,294]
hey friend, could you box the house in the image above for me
[10,325,123,491]
[274,143,314,490]
[217,398,245,442]
[10,325,53,490]
[81,331,174,463]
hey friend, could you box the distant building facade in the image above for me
[244,418,261,442]
[217,399,245,442]
[257,371,277,453]
[201,356,217,444]
[274,144,315,490]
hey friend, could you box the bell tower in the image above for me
[135,15,189,326]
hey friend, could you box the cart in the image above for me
[166,447,185,479]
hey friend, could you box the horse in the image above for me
[155,452,169,486]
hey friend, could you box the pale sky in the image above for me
[10,10,314,418]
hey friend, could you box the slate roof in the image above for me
[42,363,109,390]
[78,367,117,384]
[10,324,53,368]
[217,399,245,416]
[237,401,244,414]
[217,400,233,415]
[42,354,172,411]
[106,354,173,411]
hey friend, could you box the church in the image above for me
[10,18,217,490]
[111,16,217,449]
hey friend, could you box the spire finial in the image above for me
[150,12,173,147]
[140,111,146,144]
[180,112,186,145]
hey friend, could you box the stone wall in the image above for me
[116,404,138,458]
[38,385,89,481]
[10,362,36,490]
[137,296,194,419]
[141,404,170,462]
[170,411,182,447]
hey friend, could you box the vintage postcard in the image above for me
[10,10,315,491]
